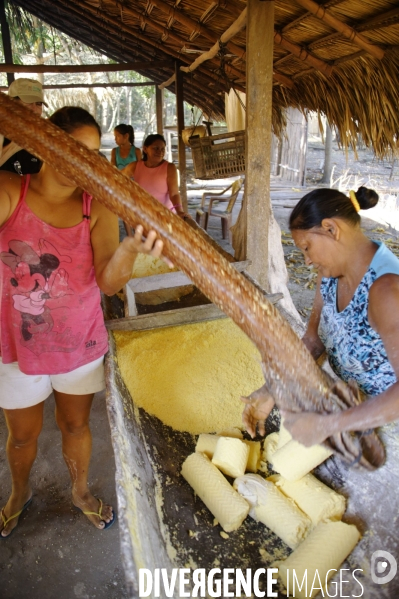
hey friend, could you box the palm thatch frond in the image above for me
[5,0,399,156]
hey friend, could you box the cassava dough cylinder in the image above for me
[244,440,261,472]
[196,430,243,459]
[263,432,279,463]
[269,473,346,526]
[277,521,360,599]
[182,452,249,532]
[212,437,250,478]
[234,474,311,549]
[271,440,333,481]
[277,421,292,449]
[196,434,220,458]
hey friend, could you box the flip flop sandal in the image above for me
[75,498,116,530]
[0,497,33,539]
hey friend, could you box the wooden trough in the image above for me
[103,241,399,599]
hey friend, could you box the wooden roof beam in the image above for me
[274,32,333,76]
[0,82,157,90]
[293,0,385,59]
[15,0,218,112]
[148,0,246,60]
[73,0,243,90]
[181,7,246,72]
[114,1,246,84]
[282,0,346,33]
[0,62,173,73]
[155,7,293,89]
[302,7,399,57]
[180,9,247,79]
[61,0,234,93]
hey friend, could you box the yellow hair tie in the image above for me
[349,190,361,213]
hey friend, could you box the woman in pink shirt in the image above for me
[0,107,166,538]
[122,133,189,219]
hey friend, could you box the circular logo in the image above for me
[371,550,397,585]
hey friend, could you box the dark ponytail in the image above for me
[49,106,101,138]
[114,123,134,145]
[289,187,379,231]
[142,133,166,161]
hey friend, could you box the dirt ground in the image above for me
[1,136,399,599]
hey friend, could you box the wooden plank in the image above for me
[245,0,274,288]
[106,292,283,332]
[127,260,252,294]
[106,304,228,331]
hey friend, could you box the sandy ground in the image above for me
[1,136,399,598]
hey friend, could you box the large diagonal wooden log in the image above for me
[0,93,384,470]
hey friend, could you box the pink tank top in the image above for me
[134,160,176,212]
[0,176,108,375]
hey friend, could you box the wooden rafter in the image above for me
[18,0,223,114]
[0,82,156,90]
[157,7,294,89]
[274,31,333,76]
[0,62,172,73]
[59,0,240,97]
[98,0,247,85]
[282,0,346,33]
[148,0,246,60]
[293,0,385,59]
[180,8,246,74]
[308,6,399,53]
[67,0,245,92]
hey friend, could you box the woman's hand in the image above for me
[123,225,173,268]
[241,385,275,438]
[280,409,336,446]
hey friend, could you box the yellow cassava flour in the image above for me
[114,319,264,434]
[131,254,178,278]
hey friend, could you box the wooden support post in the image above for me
[175,61,187,211]
[245,0,275,289]
[0,0,14,85]
[320,122,332,184]
[155,86,164,134]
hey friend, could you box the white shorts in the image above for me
[0,356,106,410]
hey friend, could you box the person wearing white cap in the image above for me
[0,78,47,175]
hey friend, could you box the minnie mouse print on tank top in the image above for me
[0,176,108,375]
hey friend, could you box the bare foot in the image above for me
[72,491,114,530]
[0,489,32,538]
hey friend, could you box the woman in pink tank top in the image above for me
[0,107,167,538]
[122,133,189,219]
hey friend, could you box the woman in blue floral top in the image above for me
[243,186,399,446]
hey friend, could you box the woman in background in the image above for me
[122,133,189,220]
[111,123,141,170]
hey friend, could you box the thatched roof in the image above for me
[9,0,399,155]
